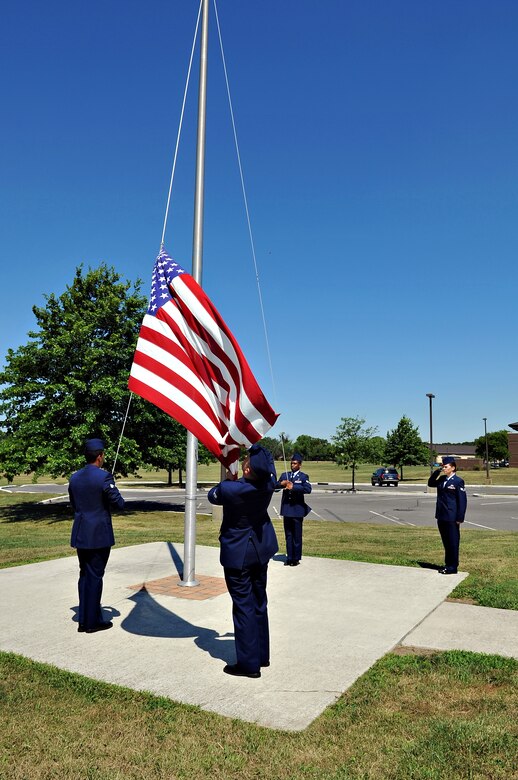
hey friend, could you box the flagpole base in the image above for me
[178,578,200,588]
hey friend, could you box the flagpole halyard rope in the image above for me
[112,392,133,475]
[214,0,282,457]
[160,0,203,251]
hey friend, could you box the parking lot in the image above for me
[5,482,518,533]
[287,485,518,532]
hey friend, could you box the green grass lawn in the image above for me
[0,649,516,780]
[0,493,517,779]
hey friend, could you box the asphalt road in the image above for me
[3,482,518,532]
[295,485,518,532]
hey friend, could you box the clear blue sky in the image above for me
[1,0,517,445]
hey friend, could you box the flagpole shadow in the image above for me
[166,540,184,578]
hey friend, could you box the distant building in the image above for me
[508,423,518,467]
[434,443,482,471]
[435,444,476,459]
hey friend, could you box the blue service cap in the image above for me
[291,452,303,463]
[249,443,276,481]
[442,456,456,465]
[85,438,105,453]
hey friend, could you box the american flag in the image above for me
[128,249,279,473]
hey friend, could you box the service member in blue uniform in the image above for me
[69,438,125,633]
[276,452,312,566]
[208,443,278,678]
[428,456,467,574]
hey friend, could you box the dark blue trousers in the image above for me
[283,516,303,562]
[224,542,270,673]
[77,547,111,629]
[437,521,460,571]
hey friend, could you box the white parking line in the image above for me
[464,520,497,531]
[480,500,518,506]
[369,510,414,527]
[308,509,325,520]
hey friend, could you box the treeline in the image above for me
[260,434,335,461]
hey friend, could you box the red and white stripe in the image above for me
[128,255,278,472]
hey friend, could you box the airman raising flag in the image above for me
[128,249,278,474]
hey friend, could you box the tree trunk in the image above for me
[167,464,173,486]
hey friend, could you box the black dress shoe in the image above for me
[290,561,300,567]
[85,621,113,634]
[77,624,85,633]
[260,661,270,668]
[223,664,261,678]
[284,559,292,566]
[438,568,457,575]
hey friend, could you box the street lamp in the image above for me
[483,417,490,481]
[426,393,435,473]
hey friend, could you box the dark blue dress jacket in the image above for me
[208,477,278,570]
[276,470,312,518]
[428,470,467,523]
[69,464,124,549]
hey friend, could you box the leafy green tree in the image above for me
[365,435,386,465]
[0,264,188,480]
[124,402,190,485]
[0,430,27,483]
[474,430,509,463]
[279,432,294,460]
[259,436,284,459]
[292,434,334,461]
[259,432,295,461]
[332,416,377,491]
[385,416,429,479]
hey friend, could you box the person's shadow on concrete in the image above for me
[415,560,444,571]
[121,587,235,664]
[70,605,122,625]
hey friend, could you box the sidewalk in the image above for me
[1,543,516,731]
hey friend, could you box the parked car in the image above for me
[490,460,509,469]
[371,467,400,487]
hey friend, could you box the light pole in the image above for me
[426,393,435,473]
[483,417,490,482]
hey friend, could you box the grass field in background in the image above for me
[2,461,518,487]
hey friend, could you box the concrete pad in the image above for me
[0,543,467,731]
[402,601,518,659]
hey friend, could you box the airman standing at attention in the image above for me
[428,456,467,574]
[69,438,124,633]
[276,452,312,567]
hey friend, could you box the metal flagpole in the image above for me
[180,0,210,587]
